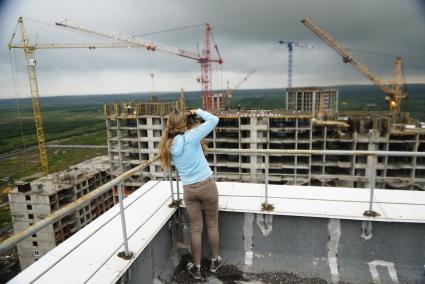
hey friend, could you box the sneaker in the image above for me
[187,262,202,280]
[210,256,222,273]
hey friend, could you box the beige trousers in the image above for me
[183,178,219,266]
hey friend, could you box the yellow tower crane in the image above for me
[225,70,255,110]
[8,17,144,176]
[301,17,407,112]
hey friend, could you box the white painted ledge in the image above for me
[209,182,425,223]
[9,181,177,284]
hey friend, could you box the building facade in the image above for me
[104,97,425,192]
[286,87,338,118]
[8,156,113,270]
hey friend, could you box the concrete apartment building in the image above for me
[104,87,425,192]
[286,87,338,116]
[8,156,113,270]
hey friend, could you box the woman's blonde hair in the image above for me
[159,110,187,170]
[159,110,208,170]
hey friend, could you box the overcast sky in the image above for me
[0,0,424,98]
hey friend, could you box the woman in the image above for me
[159,108,222,280]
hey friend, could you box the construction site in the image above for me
[105,90,425,192]
[8,156,112,269]
[1,8,424,284]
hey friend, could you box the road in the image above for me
[0,146,37,161]
[0,131,106,161]
[46,145,107,149]
[0,143,106,161]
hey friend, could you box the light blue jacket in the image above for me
[170,109,219,185]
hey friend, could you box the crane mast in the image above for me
[278,40,314,88]
[201,24,213,110]
[301,17,407,112]
[55,20,223,111]
[13,17,50,176]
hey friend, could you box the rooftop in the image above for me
[8,181,425,283]
[11,156,110,196]
[286,86,337,91]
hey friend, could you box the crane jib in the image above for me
[301,17,407,113]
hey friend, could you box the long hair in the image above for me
[159,110,187,170]
[159,110,208,170]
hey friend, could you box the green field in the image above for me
[0,204,11,228]
[0,101,106,154]
[0,147,107,180]
[0,146,106,233]
[0,96,111,185]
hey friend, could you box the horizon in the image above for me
[1,83,424,101]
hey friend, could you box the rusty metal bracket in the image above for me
[117,251,134,260]
[363,210,380,217]
[261,202,275,211]
[168,199,182,208]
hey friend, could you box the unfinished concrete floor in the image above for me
[166,253,347,284]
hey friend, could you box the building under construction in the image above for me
[8,156,112,270]
[104,87,425,192]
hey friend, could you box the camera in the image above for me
[186,111,203,128]
[186,111,198,124]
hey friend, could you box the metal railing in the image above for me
[0,157,159,256]
[1,149,425,257]
[208,148,425,215]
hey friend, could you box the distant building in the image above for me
[286,87,338,117]
[8,156,113,270]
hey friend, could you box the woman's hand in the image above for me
[187,109,197,115]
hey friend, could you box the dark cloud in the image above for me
[0,0,424,98]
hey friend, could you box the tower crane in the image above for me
[225,70,255,109]
[278,40,314,88]
[8,17,149,176]
[301,17,407,112]
[55,20,223,111]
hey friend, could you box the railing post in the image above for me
[169,171,174,202]
[168,170,181,207]
[117,183,133,259]
[261,154,274,211]
[363,154,380,217]
[265,154,269,204]
[176,168,181,202]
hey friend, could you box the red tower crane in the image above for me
[56,20,223,111]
